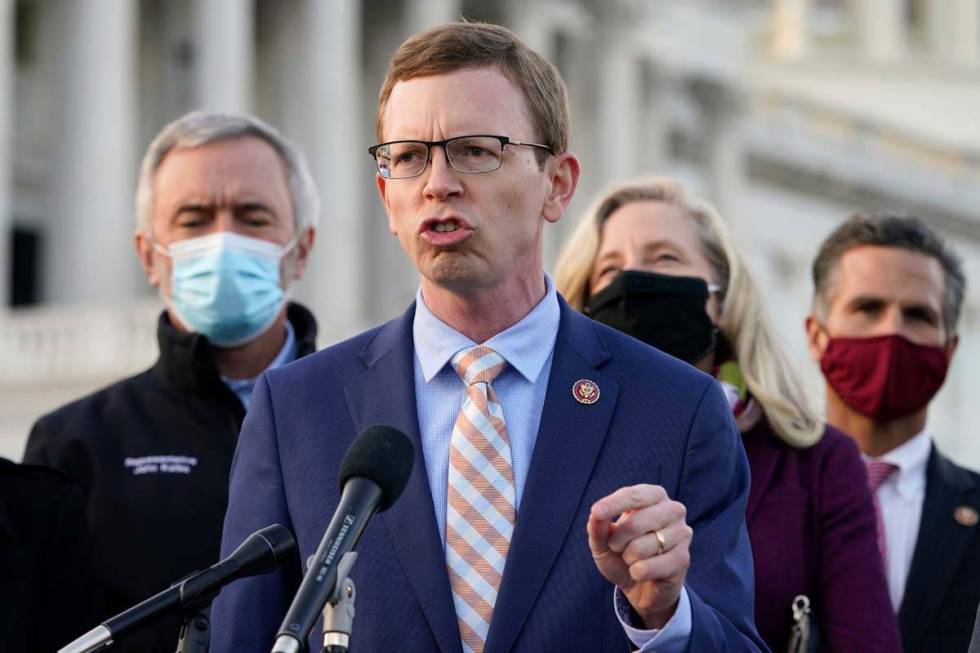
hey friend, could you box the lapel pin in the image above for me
[954,505,978,527]
[572,379,600,405]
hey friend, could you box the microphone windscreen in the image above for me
[338,425,415,511]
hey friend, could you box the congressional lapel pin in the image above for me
[954,505,978,527]
[572,379,600,405]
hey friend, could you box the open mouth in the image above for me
[421,217,471,246]
[431,220,461,233]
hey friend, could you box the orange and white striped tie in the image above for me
[446,345,516,653]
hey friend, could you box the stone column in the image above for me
[0,0,11,308]
[952,0,979,65]
[770,0,809,59]
[640,60,671,177]
[46,0,137,304]
[596,38,641,186]
[857,0,904,62]
[406,0,459,35]
[195,0,253,112]
[297,0,365,341]
[694,79,746,235]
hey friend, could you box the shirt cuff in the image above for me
[614,585,692,653]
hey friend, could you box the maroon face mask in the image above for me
[820,333,949,421]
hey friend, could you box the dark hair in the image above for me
[812,211,966,335]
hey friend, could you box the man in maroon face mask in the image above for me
[806,211,978,653]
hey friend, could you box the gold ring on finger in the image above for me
[655,529,667,555]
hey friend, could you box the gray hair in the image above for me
[135,111,319,235]
[812,211,966,336]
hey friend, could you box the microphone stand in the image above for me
[321,552,358,653]
[175,606,210,653]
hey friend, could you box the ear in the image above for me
[541,152,580,224]
[376,173,397,235]
[945,332,959,361]
[804,314,828,363]
[134,230,162,287]
[289,227,316,280]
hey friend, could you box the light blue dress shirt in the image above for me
[411,274,691,652]
[221,319,297,410]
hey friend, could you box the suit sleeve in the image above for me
[680,380,769,652]
[815,434,902,652]
[210,374,302,653]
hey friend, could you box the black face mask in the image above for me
[586,270,717,365]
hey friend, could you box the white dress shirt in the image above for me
[864,429,930,609]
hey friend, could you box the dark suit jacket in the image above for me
[743,420,900,652]
[0,458,104,652]
[898,445,980,653]
[210,301,767,652]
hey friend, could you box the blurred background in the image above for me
[0,0,977,468]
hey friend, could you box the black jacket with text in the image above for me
[23,303,317,653]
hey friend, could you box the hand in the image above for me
[588,484,693,629]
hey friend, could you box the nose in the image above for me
[212,208,235,234]
[621,247,646,274]
[422,145,463,201]
[880,304,906,337]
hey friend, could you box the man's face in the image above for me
[375,66,572,295]
[806,245,954,358]
[135,135,314,296]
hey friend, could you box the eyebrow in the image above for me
[595,239,683,263]
[848,294,939,314]
[235,201,276,213]
[174,200,276,214]
[594,250,623,267]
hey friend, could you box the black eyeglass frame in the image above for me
[367,134,555,179]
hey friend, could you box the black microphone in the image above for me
[271,425,415,653]
[59,524,296,653]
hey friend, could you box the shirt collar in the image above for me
[221,319,297,391]
[865,428,931,498]
[413,273,560,383]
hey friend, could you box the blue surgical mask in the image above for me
[155,232,296,347]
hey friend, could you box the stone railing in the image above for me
[0,300,160,388]
[745,90,980,237]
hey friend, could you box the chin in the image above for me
[424,258,492,293]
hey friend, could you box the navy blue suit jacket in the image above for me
[210,301,767,652]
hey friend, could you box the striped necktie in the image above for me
[446,345,516,653]
[866,459,899,569]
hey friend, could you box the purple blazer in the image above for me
[743,419,901,652]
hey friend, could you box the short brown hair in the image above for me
[375,22,569,160]
[811,211,966,336]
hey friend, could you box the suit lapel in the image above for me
[344,304,462,653]
[485,304,619,653]
[899,446,978,650]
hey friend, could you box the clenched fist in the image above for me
[588,484,693,629]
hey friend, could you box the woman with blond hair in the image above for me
[555,177,900,653]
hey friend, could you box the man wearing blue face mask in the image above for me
[23,111,319,653]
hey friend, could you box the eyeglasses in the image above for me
[368,134,555,179]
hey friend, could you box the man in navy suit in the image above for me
[211,22,765,653]
[806,212,979,653]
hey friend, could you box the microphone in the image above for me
[271,425,415,653]
[59,524,296,653]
